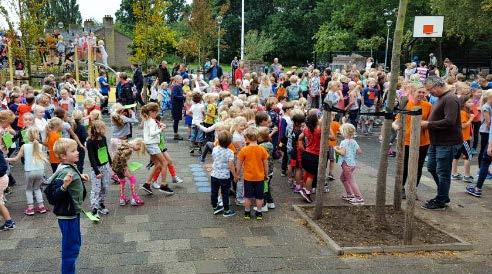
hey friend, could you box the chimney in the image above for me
[83,19,95,32]
[103,15,114,28]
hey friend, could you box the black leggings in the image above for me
[472,121,481,149]
[402,145,429,187]
[173,119,180,134]
[478,132,489,169]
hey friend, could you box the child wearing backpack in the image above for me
[46,138,89,273]
[6,127,47,216]
[87,121,112,219]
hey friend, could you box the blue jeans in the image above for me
[190,125,204,144]
[58,216,81,274]
[427,144,462,204]
[477,153,492,189]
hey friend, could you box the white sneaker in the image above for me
[218,196,223,207]
[253,205,269,212]
[151,182,160,189]
[235,199,244,206]
[267,203,275,209]
[173,176,184,184]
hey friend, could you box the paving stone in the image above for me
[90,252,148,267]
[1,258,33,273]
[78,267,105,274]
[111,224,138,233]
[102,266,135,274]
[242,236,272,247]
[124,231,150,242]
[248,226,277,236]
[165,261,196,274]
[203,247,235,260]
[125,214,149,224]
[176,248,207,262]
[136,240,165,252]
[27,258,60,272]
[147,251,178,264]
[193,260,228,273]
[0,239,19,250]
[8,228,39,239]
[164,239,191,250]
[198,186,211,193]
[200,227,227,238]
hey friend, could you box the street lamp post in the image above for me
[384,19,393,72]
[216,15,223,65]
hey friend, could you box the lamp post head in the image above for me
[386,20,393,27]
[216,15,223,25]
[58,22,64,30]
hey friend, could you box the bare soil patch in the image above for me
[302,205,457,247]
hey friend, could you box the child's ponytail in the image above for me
[27,127,47,163]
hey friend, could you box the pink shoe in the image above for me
[24,207,35,216]
[293,185,302,193]
[36,206,47,214]
[131,196,144,206]
[119,196,130,206]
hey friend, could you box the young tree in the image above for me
[357,36,385,57]
[177,0,217,65]
[314,25,351,53]
[131,0,176,68]
[375,0,409,225]
[0,0,48,82]
[244,30,275,61]
[166,0,189,23]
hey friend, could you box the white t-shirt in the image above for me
[35,118,48,142]
[191,103,205,124]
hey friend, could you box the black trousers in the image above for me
[211,177,231,210]
[402,145,429,187]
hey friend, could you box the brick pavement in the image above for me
[0,119,491,273]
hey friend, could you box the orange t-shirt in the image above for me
[214,140,237,154]
[238,144,268,181]
[328,121,340,147]
[46,131,61,163]
[17,104,32,128]
[461,110,472,141]
[399,100,431,146]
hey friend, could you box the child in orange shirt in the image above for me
[45,117,64,172]
[327,114,340,184]
[451,96,474,182]
[236,127,268,220]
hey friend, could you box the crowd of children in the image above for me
[1,56,492,273]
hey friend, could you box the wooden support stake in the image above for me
[7,40,14,83]
[313,107,332,220]
[74,46,80,83]
[403,106,422,245]
[394,96,408,211]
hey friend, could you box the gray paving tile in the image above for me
[193,260,228,273]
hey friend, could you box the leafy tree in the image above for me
[314,25,352,53]
[244,30,275,61]
[43,0,82,30]
[0,0,48,81]
[177,0,217,65]
[115,0,136,37]
[357,36,385,56]
[166,0,189,23]
[131,0,176,68]
[430,0,492,42]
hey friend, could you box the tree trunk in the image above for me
[313,107,332,220]
[403,107,422,244]
[375,0,409,225]
[393,96,408,211]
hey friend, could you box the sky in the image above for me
[0,0,193,29]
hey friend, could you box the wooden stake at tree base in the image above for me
[88,45,94,86]
[394,96,408,211]
[403,106,422,245]
[7,40,14,83]
[313,104,332,220]
[74,47,80,83]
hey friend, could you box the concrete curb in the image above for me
[293,204,473,255]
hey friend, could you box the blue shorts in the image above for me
[184,115,192,126]
[244,180,264,199]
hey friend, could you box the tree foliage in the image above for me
[166,0,190,23]
[130,0,176,67]
[176,0,217,65]
[244,30,275,61]
[314,25,351,53]
[430,0,492,42]
[357,36,385,56]
[115,0,137,37]
[43,0,82,30]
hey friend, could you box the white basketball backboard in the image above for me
[413,16,444,38]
